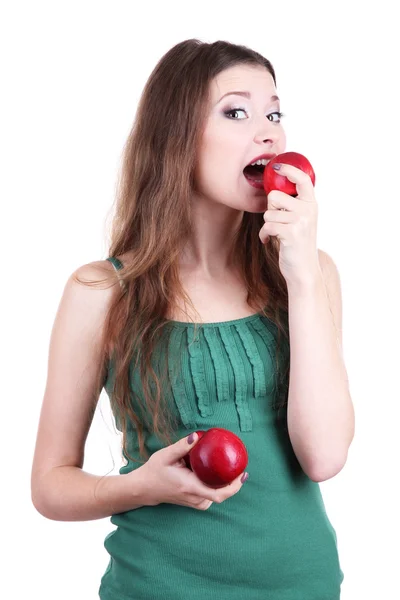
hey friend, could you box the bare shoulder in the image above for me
[72,257,119,285]
[68,256,128,298]
[83,253,132,292]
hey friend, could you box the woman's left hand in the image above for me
[259,163,321,288]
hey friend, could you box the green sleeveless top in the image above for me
[99,256,344,600]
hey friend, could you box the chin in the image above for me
[242,193,268,214]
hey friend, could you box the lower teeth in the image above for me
[245,175,263,183]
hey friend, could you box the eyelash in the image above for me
[224,108,286,123]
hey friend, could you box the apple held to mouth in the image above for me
[184,428,248,489]
[263,152,316,197]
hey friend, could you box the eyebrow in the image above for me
[216,91,280,104]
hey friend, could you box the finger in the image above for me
[187,476,229,503]
[260,222,285,244]
[197,499,213,511]
[233,471,249,488]
[273,163,315,200]
[192,480,224,502]
[200,471,248,502]
[266,190,296,211]
[185,495,213,510]
[263,209,295,223]
[165,432,198,464]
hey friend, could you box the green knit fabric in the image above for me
[99,257,344,599]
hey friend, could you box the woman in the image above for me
[31,38,355,599]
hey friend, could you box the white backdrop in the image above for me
[1,1,399,598]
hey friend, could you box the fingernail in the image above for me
[241,472,249,483]
[272,163,281,170]
[187,432,196,444]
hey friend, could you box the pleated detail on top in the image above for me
[202,327,230,403]
[163,315,279,433]
[252,317,279,394]
[187,331,214,419]
[167,326,198,429]
[234,322,268,400]
[218,326,253,432]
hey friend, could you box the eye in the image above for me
[268,111,286,123]
[224,108,247,120]
[224,109,286,123]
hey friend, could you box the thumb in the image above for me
[165,432,198,464]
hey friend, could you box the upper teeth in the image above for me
[250,158,269,166]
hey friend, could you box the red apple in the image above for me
[184,428,248,489]
[183,430,206,469]
[263,151,316,197]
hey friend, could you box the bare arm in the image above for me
[33,466,146,521]
[31,259,146,521]
[286,249,355,482]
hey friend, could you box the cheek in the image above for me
[278,129,287,152]
[195,144,222,188]
[201,128,227,162]
[195,151,238,198]
[195,128,241,189]
[195,157,221,197]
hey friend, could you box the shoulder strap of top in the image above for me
[106,256,127,292]
[107,256,123,270]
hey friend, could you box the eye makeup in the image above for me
[223,107,286,122]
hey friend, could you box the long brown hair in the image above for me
[76,39,290,465]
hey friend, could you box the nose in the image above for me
[253,118,280,145]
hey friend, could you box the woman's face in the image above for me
[194,64,286,213]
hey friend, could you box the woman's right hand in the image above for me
[137,432,248,511]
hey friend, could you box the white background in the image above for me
[1,1,399,598]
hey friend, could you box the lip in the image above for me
[245,152,276,168]
[243,153,276,190]
[244,176,265,190]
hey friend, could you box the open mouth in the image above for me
[243,160,268,189]
[243,163,266,182]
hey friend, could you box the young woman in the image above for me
[31,38,355,599]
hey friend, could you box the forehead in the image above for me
[209,64,276,101]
